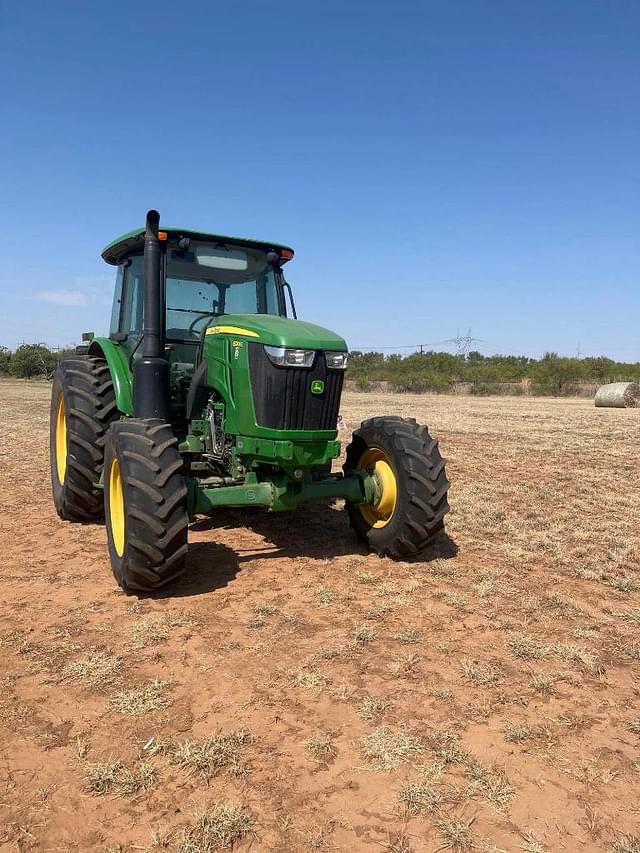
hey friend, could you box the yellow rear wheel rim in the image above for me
[55,395,67,484]
[109,458,125,557]
[357,446,398,529]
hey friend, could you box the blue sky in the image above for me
[1,1,638,359]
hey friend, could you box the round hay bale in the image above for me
[594,382,640,408]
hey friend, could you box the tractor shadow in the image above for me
[165,501,457,597]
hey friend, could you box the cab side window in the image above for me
[109,266,124,336]
[121,256,145,333]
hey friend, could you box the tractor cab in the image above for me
[102,227,296,417]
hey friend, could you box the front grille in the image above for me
[248,343,343,431]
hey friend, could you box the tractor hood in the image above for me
[204,315,347,351]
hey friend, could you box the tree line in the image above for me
[0,344,76,379]
[348,350,640,395]
[2,343,639,396]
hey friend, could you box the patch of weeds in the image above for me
[608,576,638,593]
[357,572,378,585]
[365,603,393,620]
[465,759,514,812]
[352,624,377,645]
[394,629,420,644]
[170,731,252,780]
[529,672,556,695]
[520,831,546,852]
[313,646,341,662]
[87,760,156,796]
[383,832,413,853]
[504,724,533,743]
[254,603,277,617]
[246,614,267,629]
[305,733,336,763]
[433,688,454,702]
[388,651,421,678]
[435,816,475,851]
[63,652,122,689]
[358,695,391,723]
[442,592,469,610]
[611,836,640,853]
[552,643,604,674]
[130,612,194,648]
[460,658,503,687]
[292,670,327,690]
[508,634,547,660]
[108,680,170,715]
[360,726,422,770]
[178,802,252,853]
[314,586,336,606]
[399,780,443,815]
[628,719,640,735]
[619,610,640,624]
[430,730,468,765]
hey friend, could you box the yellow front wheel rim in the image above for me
[55,395,67,484]
[109,458,126,557]
[357,446,398,529]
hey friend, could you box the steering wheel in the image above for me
[187,313,219,339]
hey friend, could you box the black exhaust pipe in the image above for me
[133,209,170,420]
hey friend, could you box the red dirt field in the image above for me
[1,379,639,853]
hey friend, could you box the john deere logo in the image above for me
[311,379,325,395]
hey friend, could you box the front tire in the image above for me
[50,357,118,521]
[104,420,189,593]
[344,416,449,559]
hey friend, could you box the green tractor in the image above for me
[50,210,449,592]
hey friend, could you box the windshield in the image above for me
[165,240,284,340]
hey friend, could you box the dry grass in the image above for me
[178,802,252,852]
[170,731,252,780]
[459,658,503,687]
[358,695,392,723]
[305,733,337,763]
[611,838,640,853]
[63,652,121,688]
[130,612,195,648]
[86,760,156,796]
[108,680,170,715]
[360,727,423,770]
[436,816,475,850]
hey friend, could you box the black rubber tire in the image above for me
[50,357,118,521]
[343,416,450,559]
[104,419,189,592]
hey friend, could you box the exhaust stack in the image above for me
[133,209,170,420]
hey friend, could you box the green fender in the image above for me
[88,337,133,415]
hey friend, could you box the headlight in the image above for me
[264,345,315,368]
[325,351,348,369]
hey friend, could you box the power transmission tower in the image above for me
[445,328,482,358]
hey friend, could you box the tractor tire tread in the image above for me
[104,419,188,593]
[343,416,449,559]
[50,356,118,521]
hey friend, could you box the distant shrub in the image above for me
[10,344,57,379]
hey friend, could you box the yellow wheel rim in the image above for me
[357,446,398,529]
[55,395,67,484]
[109,458,126,557]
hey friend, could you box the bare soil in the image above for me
[1,379,639,853]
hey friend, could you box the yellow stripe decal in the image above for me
[205,325,260,337]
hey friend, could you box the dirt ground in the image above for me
[1,379,639,853]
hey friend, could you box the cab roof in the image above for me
[101,227,294,266]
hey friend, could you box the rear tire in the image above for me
[50,357,118,521]
[104,419,189,593]
[344,416,449,559]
